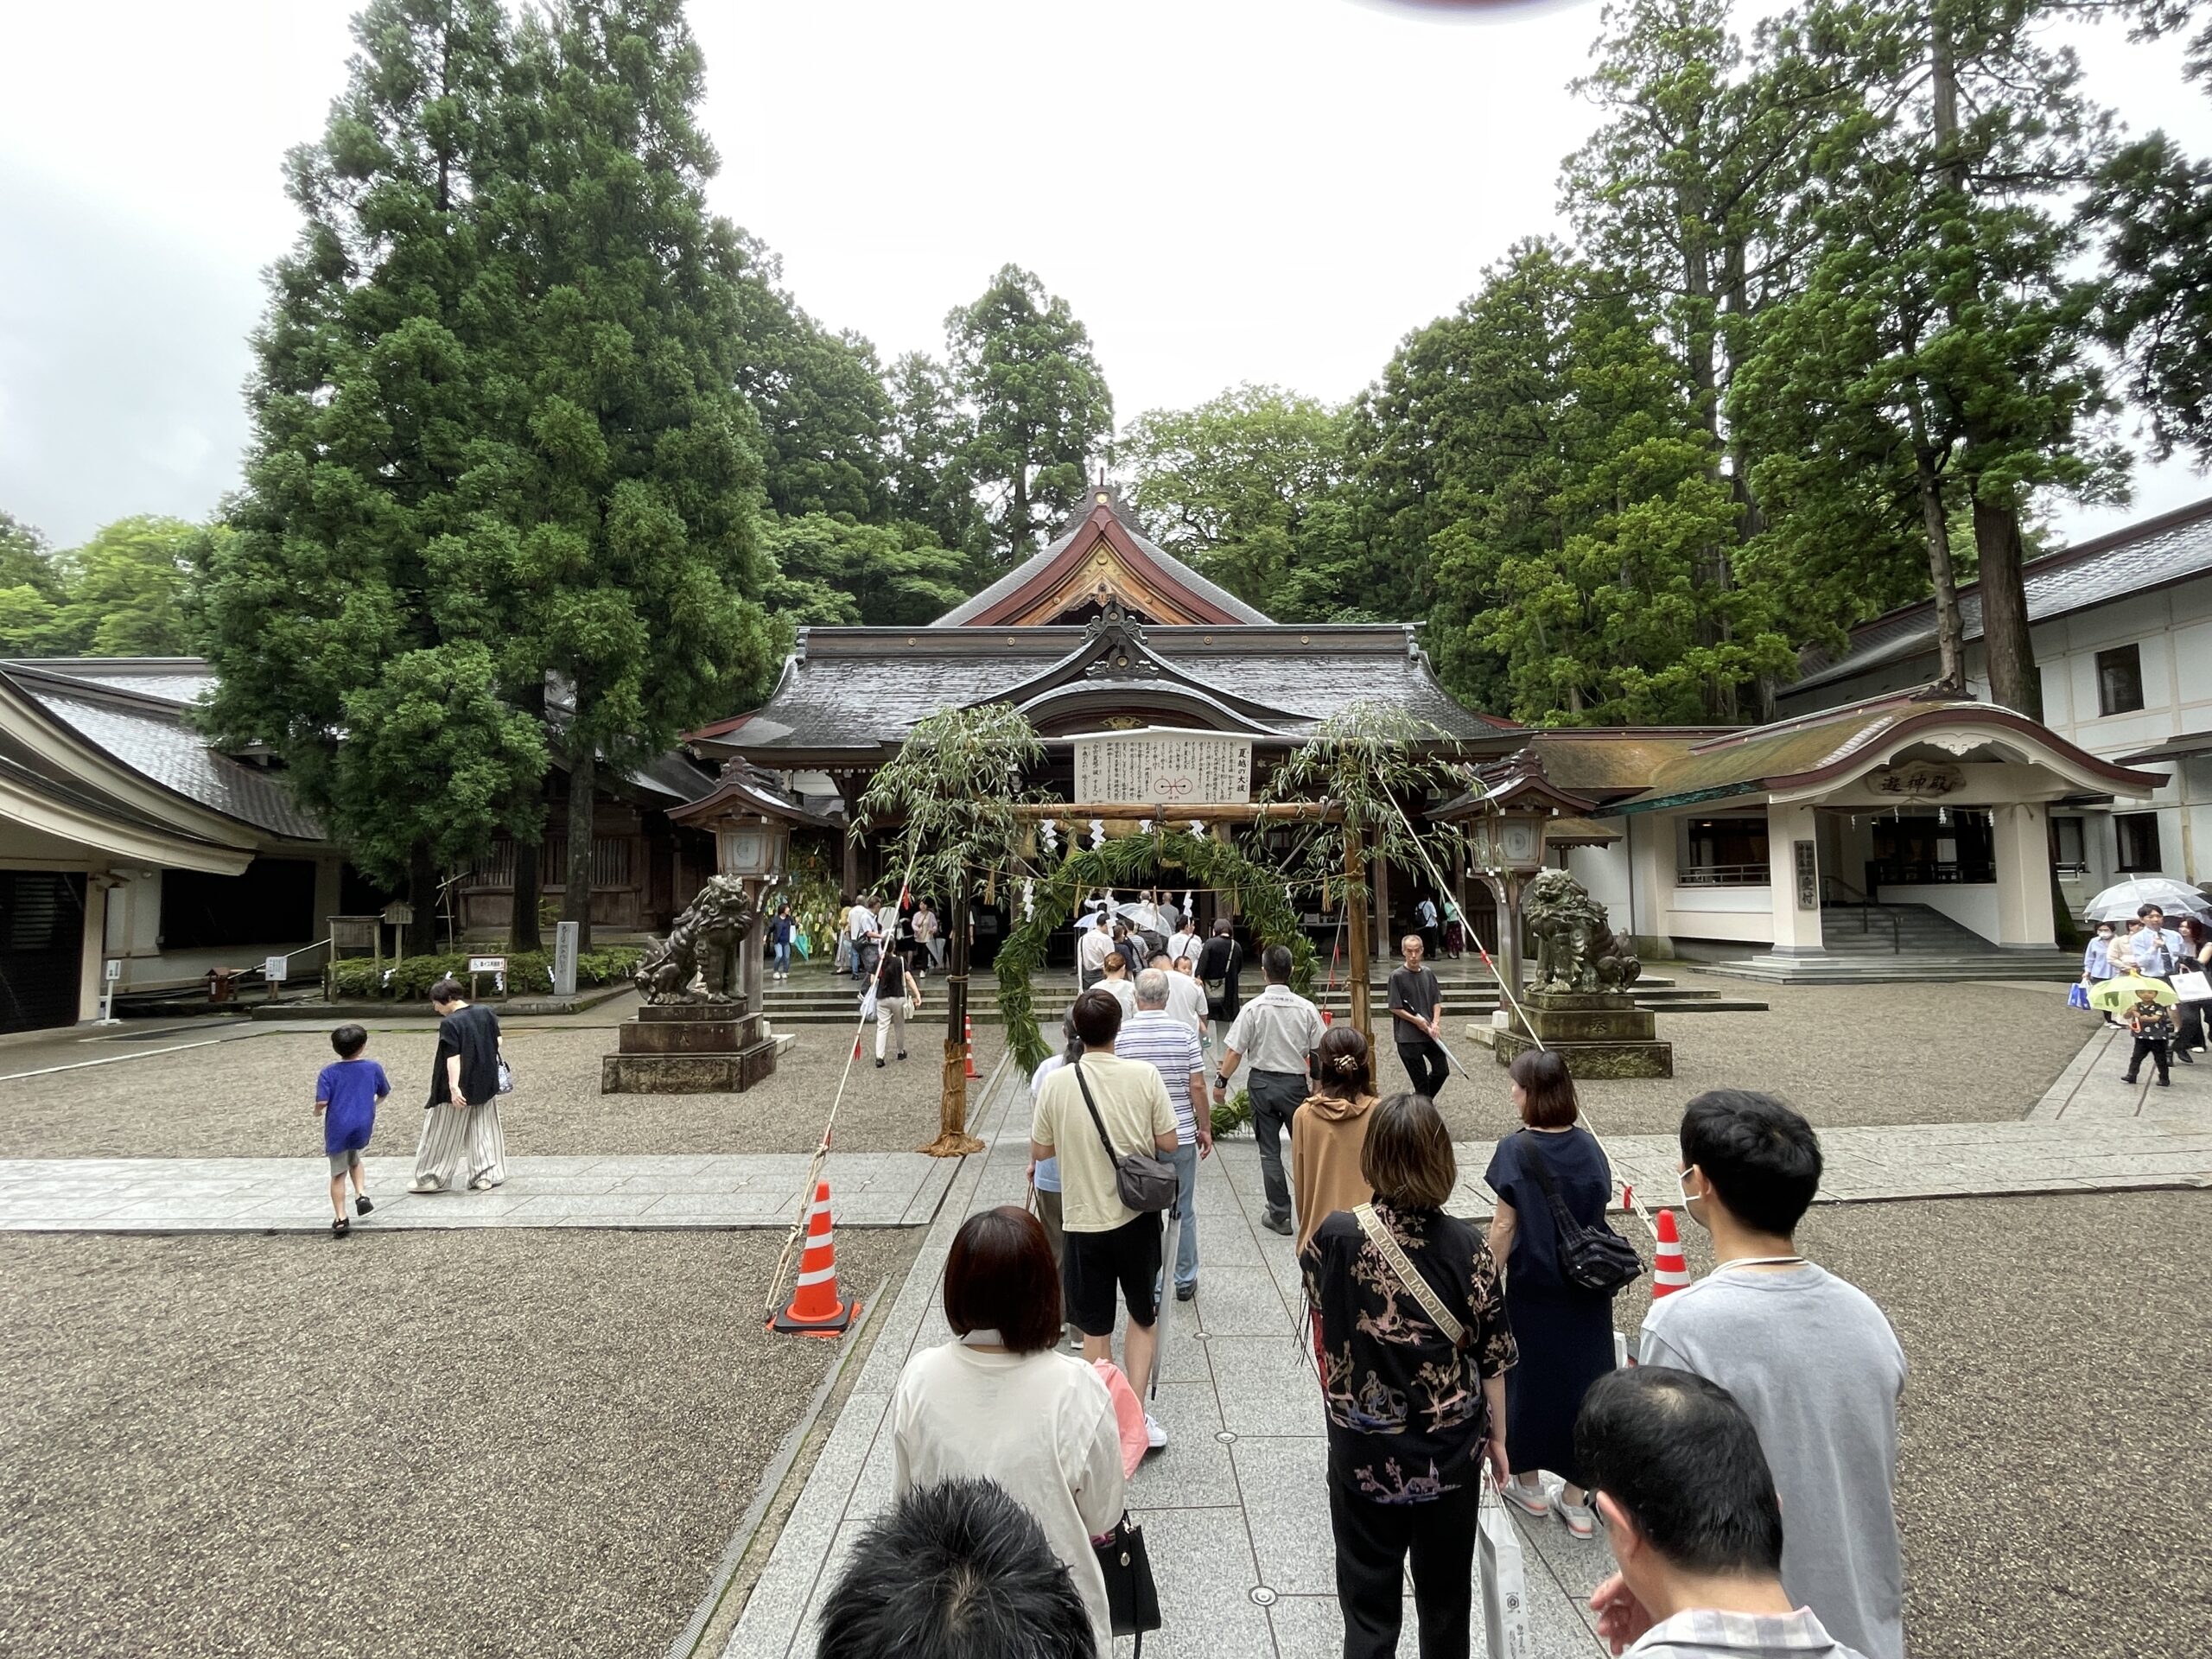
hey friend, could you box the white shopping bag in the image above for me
[858,984,878,1020]
[2174,969,2212,1002]
[1479,1472,1533,1659]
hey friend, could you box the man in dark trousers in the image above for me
[1388,931,1449,1099]
[1212,944,1325,1236]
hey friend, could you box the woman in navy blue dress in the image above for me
[1483,1049,1615,1539]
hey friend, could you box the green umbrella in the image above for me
[2091,973,2179,1013]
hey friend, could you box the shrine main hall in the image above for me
[692,490,2161,976]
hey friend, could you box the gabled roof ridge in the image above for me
[1688,684,1966,753]
[1827,493,2212,646]
[932,497,1270,628]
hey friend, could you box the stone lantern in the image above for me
[1443,754,1592,992]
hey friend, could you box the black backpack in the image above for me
[1517,1131,1643,1295]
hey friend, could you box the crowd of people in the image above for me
[2080,899,2212,1084]
[809,936,1906,1659]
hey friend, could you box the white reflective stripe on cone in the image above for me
[796,1264,838,1286]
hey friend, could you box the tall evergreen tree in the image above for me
[1419,242,1789,722]
[760,514,969,627]
[944,265,1113,567]
[1562,0,1827,716]
[886,350,987,565]
[200,0,543,952]
[1122,385,1354,614]
[499,0,774,951]
[1785,0,2123,717]
[728,229,894,522]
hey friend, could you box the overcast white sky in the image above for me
[3,0,2208,550]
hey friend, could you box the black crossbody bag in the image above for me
[1519,1131,1643,1294]
[1073,1059,1179,1212]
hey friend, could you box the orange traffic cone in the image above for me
[963,1015,980,1080]
[773,1180,857,1337]
[1652,1207,1692,1298]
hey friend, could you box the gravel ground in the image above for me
[1428,972,2093,1142]
[0,1016,1011,1160]
[1603,1190,2210,1659]
[0,1227,916,1658]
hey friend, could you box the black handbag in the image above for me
[1073,1060,1179,1212]
[1093,1510,1162,1650]
[1518,1132,1643,1294]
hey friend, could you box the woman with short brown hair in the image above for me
[1485,1048,1616,1539]
[890,1205,1126,1653]
[1300,1093,1515,1658]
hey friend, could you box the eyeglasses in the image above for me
[1588,1491,1610,1530]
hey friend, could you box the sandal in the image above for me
[331,1217,351,1238]
[355,1196,374,1217]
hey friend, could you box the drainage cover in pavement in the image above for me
[1250,1586,1278,1607]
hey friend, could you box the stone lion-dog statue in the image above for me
[1522,868,1642,994]
[634,875,759,1004]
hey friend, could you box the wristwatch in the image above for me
[1213,1073,1232,1091]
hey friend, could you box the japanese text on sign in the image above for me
[1072,730,1253,804]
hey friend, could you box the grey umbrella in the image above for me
[2082,876,2212,922]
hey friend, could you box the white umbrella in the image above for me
[2082,876,2212,923]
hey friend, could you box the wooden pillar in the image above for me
[1372,849,1391,960]
[925,878,984,1158]
[837,773,861,899]
[1345,827,1372,1046]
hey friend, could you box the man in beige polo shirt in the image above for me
[1032,988,1180,1447]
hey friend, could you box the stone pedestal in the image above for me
[1492,989,1673,1078]
[601,1001,778,1094]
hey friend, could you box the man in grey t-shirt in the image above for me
[1640,1091,1906,1659]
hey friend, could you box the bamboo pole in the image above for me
[1344,824,1372,1046]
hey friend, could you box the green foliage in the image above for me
[1414,243,1792,722]
[856,703,1046,908]
[1122,385,1354,616]
[0,513,206,657]
[995,830,1316,1073]
[887,351,988,565]
[1212,1087,1253,1136]
[329,944,640,999]
[2093,131,2212,463]
[946,265,1114,566]
[200,0,544,892]
[761,513,970,628]
[729,231,894,522]
[1263,702,1470,912]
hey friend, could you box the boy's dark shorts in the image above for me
[1063,1213,1162,1337]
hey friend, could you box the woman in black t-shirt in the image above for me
[410,976,507,1194]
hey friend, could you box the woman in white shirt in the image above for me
[890,1205,1128,1654]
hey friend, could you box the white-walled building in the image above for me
[1778,494,2212,918]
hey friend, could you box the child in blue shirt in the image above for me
[316,1023,391,1238]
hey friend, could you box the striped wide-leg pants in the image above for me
[411,1102,508,1191]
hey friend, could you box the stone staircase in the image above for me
[754,965,1767,1025]
[1697,900,2082,984]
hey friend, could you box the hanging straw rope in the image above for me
[1376,789,1662,1243]
[760,835,930,1325]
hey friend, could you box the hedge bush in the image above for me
[328,947,644,1001]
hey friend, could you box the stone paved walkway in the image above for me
[0,1151,957,1231]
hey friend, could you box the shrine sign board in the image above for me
[1071,729,1252,805]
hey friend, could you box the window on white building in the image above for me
[2115,812,2163,873]
[2051,816,2088,879]
[2096,645,2145,716]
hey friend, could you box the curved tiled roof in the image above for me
[933,499,1272,628]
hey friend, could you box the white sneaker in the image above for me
[1554,1497,1596,1540]
[408,1177,442,1194]
[1502,1478,1550,1519]
[1145,1414,1168,1451]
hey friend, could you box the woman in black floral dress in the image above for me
[1300,1093,1516,1659]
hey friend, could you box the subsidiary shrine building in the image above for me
[696,489,2164,981]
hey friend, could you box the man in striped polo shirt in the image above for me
[1120,969,1211,1300]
